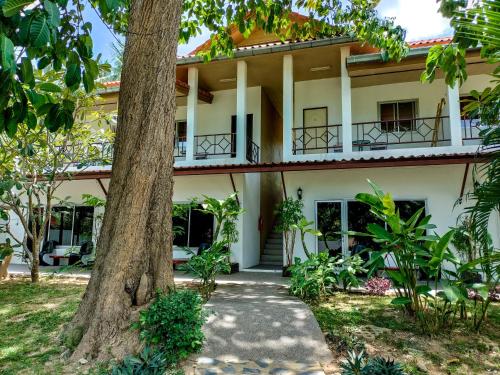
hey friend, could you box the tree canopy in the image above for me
[0,0,408,136]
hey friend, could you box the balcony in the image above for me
[352,116,450,151]
[292,117,458,155]
[193,133,260,163]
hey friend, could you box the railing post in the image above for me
[283,55,294,160]
[448,83,462,146]
[186,67,198,161]
[236,60,247,163]
[340,47,353,153]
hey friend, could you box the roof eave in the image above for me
[176,35,357,66]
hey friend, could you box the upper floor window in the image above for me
[379,100,417,132]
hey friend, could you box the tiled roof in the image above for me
[180,35,454,59]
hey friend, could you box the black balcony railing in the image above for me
[461,118,483,141]
[246,137,260,163]
[194,133,259,163]
[292,124,342,154]
[174,136,187,158]
[194,133,236,159]
[352,116,450,151]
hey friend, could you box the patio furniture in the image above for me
[40,240,59,266]
[49,255,70,266]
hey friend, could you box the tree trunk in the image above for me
[0,254,12,279]
[31,241,40,283]
[68,0,182,361]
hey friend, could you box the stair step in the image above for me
[260,259,283,266]
[263,247,282,253]
[261,254,282,262]
[264,245,282,252]
[266,238,283,245]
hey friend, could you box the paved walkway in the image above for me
[186,282,333,374]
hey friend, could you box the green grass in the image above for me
[312,292,500,375]
[0,278,85,375]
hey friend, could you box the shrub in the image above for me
[181,242,231,300]
[136,290,206,365]
[341,350,405,375]
[111,347,168,375]
[275,198,304,267]
[365,277,392,296]
[289,252,337,302]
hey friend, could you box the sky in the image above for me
[84,0,453,64]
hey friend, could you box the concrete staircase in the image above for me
[260,231,283,266]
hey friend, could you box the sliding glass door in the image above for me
[47,206,95,246]
[315,199,426,259]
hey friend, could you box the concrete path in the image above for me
[187,282,333,374]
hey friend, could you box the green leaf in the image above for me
[0,34,16,74]
[39,82,62,92]
[26,111,36,129]
[19,57,34,85]
[30,14,50,47]
[82,69,94,93]
[2,0,33,17]
[5,117,17,137]
[43,0,60,27]
[391,296,412,305]
[415,285,431,295]
[65,63,81,89]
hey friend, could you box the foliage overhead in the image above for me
[0,0,408,136]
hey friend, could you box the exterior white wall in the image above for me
[294,78,342,127]
[175,86,261,147]
[8,175,262,270]
[283,164,500,264]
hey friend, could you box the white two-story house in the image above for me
[7,19,499,272]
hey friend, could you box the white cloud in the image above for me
[377,0,453,41]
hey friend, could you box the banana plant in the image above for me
[291,217,322,259]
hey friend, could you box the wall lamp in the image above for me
[297,187,303,200]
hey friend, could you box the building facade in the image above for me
[5,29,498,271]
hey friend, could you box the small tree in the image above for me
[0,74,113,282]
[275,198,304,267]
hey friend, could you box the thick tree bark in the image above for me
[68,0,182,360]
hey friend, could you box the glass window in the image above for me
[73,207,95,245]
[316,201,342,257]
[48,207,73,245]
[380,100,417,132]
[173,204,214,248]
[47,206,94,246]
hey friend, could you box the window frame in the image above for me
[377,99,419,133]
[314,198,428,256]
[46,205,95,246]
[172,202,215,249]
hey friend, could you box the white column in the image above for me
[448,83,462,147]
[340,46,353,153]
[186,67,198,161]
[236,60,247,162]
[283,55,294,161]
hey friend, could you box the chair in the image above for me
[40,240,59,266]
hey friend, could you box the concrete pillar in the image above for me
[186,67,198,161]
[236,60,247,162]
[448,83,463,146]
[340,46,353,153]
[283,55,294,160]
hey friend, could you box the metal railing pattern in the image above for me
[292,124,342,154]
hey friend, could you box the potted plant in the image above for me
[275,198,303,276]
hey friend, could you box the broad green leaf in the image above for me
[472,283,489,300]
[2,0,33,17]
[442,285,465,302]
[65,63,81,89]
[415,285,431,295]
[43,0,60,27]
[0,34,15,74]
[39,82,62,92]
[26,111,37,129]
[5,117,17,137]
[30,14,50,47]
[19,57,34,85]
[367,223,393,242]
[391,296,412,305]
[386,270,404,284]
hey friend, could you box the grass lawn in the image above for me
[312,293,500,375]
[0,277,86,375]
